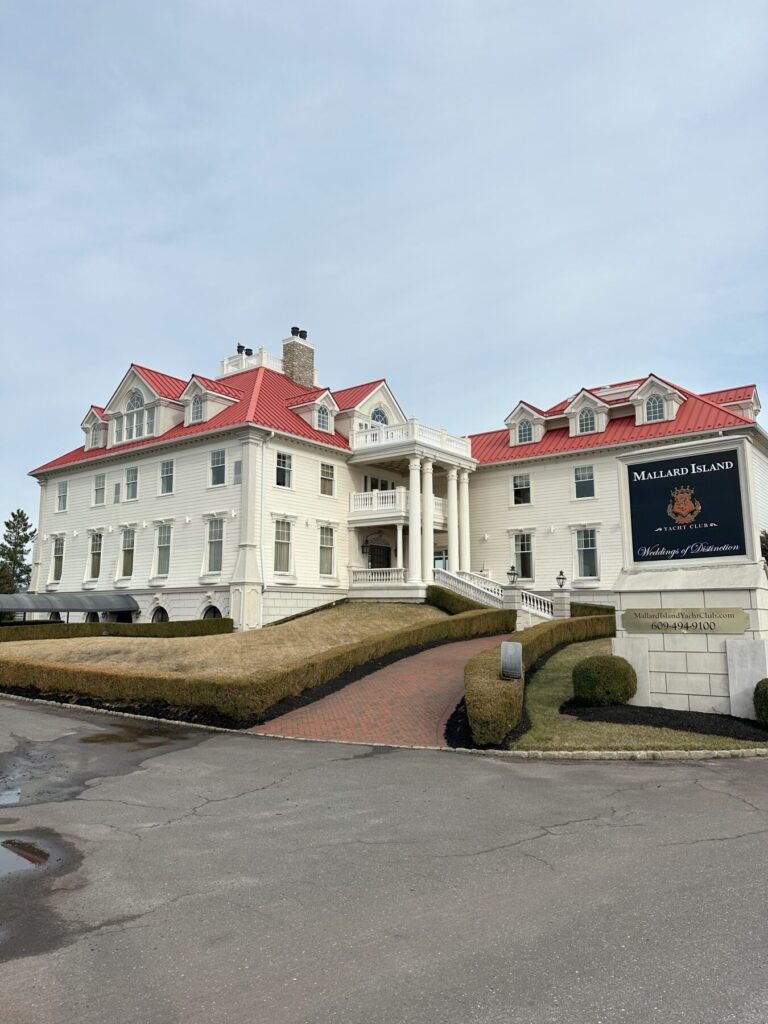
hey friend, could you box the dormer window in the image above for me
[125,391,145,440]
[114,415,123,443]
[371,407,389,425]
[578,408,596,434]
[90,424,102,447]
[517,419,533,444]
[191,394,204,423]
[317,406,330,431]
[645,394,665,423]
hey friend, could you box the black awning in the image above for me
[0,593,140,614]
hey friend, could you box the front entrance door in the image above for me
[368,544,391,569]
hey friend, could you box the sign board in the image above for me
[622,607,749,635]
[626,448,746,563]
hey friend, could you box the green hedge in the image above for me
[0,607,517,724]
[754,679,768,725]
[0,618,234,642]
[425,585,486,615]
[571,601,615,618]
[464,614,616,746]
[573,654,637,704]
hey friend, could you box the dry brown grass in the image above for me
[0,602,446,679]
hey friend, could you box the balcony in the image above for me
[349,490,447,525]
[349,418,472,460]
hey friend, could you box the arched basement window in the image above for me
[151,606,169,623]
[202,605,222,619]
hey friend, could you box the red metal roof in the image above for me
[133,364,188,401]
[699,385,756,405]
[191,374,245,400]
[331,380,385,410]
[91,406,106,420]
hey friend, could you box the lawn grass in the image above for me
[512,638,767,751]
[0,602,447,680]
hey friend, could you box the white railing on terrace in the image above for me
[350,419,472,458]
[455,570,504,601]
[520,591,553,619]
[348,491,449,520]
[433,569,503,608]
[433,496,447,519]
[351,568,407,585]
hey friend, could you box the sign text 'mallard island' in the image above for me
[627,448,746,562]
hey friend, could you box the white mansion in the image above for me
[28,331,767,629]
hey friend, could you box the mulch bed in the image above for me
[560,699,768,742]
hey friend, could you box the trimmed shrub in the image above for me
[571,601,615,619]
[0,619,234,642]
[426,585,486,615]
[573,655,637,705]
[464,614,616,746]
[754,679,768,725]
[0,607,517,724]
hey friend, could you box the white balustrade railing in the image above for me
[350,419,472,458]
[433,569,503,608]
[433,496,447,519]
[520,590,553,619]
[349,490,405,514]
[455,570,504,601]
[351,568,407,585]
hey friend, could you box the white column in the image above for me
[458,469,471,573]
[421,459,434,583]
[408,456,422,583]
[396,523,403,570]
[230,436,263,631]
[447,467,459,573]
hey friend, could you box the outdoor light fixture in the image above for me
[506,565,519,585]
[556,570,566,589]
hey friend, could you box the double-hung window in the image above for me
[320,463,334,496]
[52,538,64,581]
[210,450,225,486]
[512,473,531,505]
[574,465,595,499]
[317,406,330,431]
[576,528,598,578]
[125,392,144,440]
[114,415,123,444]
[57,481,68,512]
[125,467,138,501]
[121,530,135,577]
[156,524,171,576]
[233,460,242,485]
[89,534,102,580]
[578,408,596,434]
[160,460,174,495]
[207,518,223,573]
[274,520,292,573]
[513,533,534,580]
[517,419,533,444]
[191,394,204,423]
[113,482,121,504]
[276,452,292,488]
[319,526,334,576]
[93,474,105,506]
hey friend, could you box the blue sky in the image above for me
[1,0,766,523]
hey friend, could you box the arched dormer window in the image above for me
[645,394,665,423]
[371,407,389,425]
[517,419,533,444]
[191,394,204,423]
[125,391,145,440]
[90,423,102,447]
[578,408,596,434]
[317,406,330,431]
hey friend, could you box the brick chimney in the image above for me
[282,328,315,388]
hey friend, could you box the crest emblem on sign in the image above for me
[667,486,701,525]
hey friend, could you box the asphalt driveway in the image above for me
[1,696,767,1024]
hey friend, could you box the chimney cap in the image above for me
[236,344,245,354]
[244,347,253,356]
[298,329,308,340]
[291,326,300,336]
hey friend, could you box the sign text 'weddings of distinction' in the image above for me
[627,448,747,563]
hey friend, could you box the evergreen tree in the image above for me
[0,509,37,592]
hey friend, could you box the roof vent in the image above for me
[236,344,245,354]
[244,348,253,356]
[291,326,300,337]
[298,329,308,340]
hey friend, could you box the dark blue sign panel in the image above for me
[627,448,746,562]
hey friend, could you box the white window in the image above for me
[371,407,388,425]
[517,419,533,444]
[646,394,665,423]
[160,460,174,494]
[512,473,531,505]
[513,533,534,579]
[320,463,335,496]
[574,465,595,499]
[125,467,138,501]
[210,450,226,486]
[52,537,64,581]
[114,415,123,444]
[121,529,135,577]
[191,394,204,423]
[57,481,68,512]
[576,528,598,578]
[274,519,292,573]
[90,423,101,447]
[319,526,335,576]
[125,392,145,440]
[207,518,223,573]
[89,533,102,580]
[113,482,121,504]
[93,473,105,506]
[146,406,155,435]
[578,408,596,434]
[276,452,292,488]
[317,406,330,431]
[233,460,242,485]
[157,524,171,576]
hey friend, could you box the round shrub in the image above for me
[572,655,637,705]
[754,679,768,725]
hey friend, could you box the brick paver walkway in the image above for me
[249,634,504,747]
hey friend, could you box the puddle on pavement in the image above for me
[0,788,21,807]
[79,724,193,749]
[0,839,49,880]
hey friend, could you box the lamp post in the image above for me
[506,565,520,586]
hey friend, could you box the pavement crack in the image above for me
[663,827,768,848]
